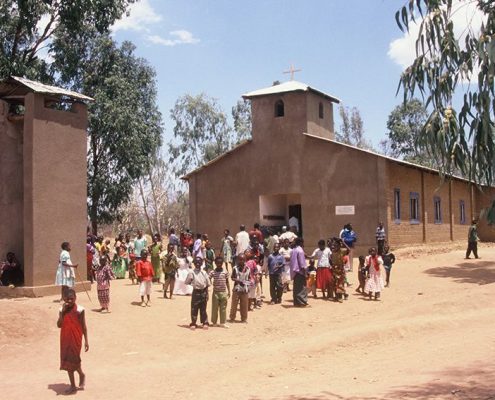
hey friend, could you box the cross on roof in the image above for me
[283,64,302,80]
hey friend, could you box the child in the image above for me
[210,255,231,327]
[310,239,332,298]
[382,245,396,287]
[355,255,368,294]
[55,242,78,302]
[245,250,258,311]
[150,233,162,282]
[229,254,250,323]
[136,249,154,307]
[365,247,385,300]
[96,256,115,312]
[57,289,89,394]
[185,256,211,330]
[174,246,193,295]
[204,241,215,272]
[161,243,178,299]
[329,239,350,302]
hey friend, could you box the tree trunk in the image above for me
[148,168,162,236]
[138,178,154,235]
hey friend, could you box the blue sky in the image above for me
[110,0,426,148]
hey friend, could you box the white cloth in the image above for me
[279,247,292,283]
[174,256,193,295]
[235,231,250,255]
[280,231,297,243]
[311,247,331,268]
[365,256,384,294]
[289,216,299,232]
[55,250,75,287]
[139,280,152,296]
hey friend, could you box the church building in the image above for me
[182,81,495,253]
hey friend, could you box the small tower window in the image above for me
[319,102,324,119]
[274,99,284,117]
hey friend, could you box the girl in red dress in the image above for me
[57,289,89,394]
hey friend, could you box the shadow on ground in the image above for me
[424,261,495,285]
[248,365,495,399]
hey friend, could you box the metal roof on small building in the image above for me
[242,80,340,103]
[0,76,94,102]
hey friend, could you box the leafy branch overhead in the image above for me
[396,0,495,185]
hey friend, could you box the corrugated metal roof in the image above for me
[0,76,94,102]
[242,80,340,103]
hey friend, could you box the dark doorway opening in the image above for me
[288,204,302,237]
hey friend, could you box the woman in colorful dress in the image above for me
[150,233,162,283]
[112,245,127,279]
[329,238,349,303]
[55,242,78,301]
[365,247,385,300]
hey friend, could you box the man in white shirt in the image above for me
[235,225,250,262]
[288,216,299,234]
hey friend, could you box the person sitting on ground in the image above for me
[0,252,23,286]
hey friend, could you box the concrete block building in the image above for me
[0,76,92,297]
[183,81,495,253]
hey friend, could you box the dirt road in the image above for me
[1,243,495,399]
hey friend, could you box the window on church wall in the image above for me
[434,196,442,223]
[393,188,401,223]
[460,200,466,224]
[274,99,284,117]
[409,192,420,223]
[319,102,324,119]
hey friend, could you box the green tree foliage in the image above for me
[0,0,134,80]
[54,35,163,233]
[335,105,374,150]
[381,99,432,166]
[232,98,252,143]
[169,93,233,177]
[396,1,495,185]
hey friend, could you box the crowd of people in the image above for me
[53,219,489,393]
[62,222,395,323]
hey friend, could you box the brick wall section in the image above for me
[386,162,424,246]
[475,186,495,241]
[385,161,474,246]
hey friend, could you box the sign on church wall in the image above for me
[335,205,355,215]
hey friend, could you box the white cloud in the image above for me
[146,30,200,46]
[112,0,162,33]
[388,0,486,70]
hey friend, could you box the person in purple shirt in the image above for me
[290,237,308,307]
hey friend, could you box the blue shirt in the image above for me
[267,253,285,275]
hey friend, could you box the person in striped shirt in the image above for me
[210,255,231,328]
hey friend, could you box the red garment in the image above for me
[136,260,154,281]
[316,268,333,289]
[249,229,263,244]
[60,304,83,372]
[246,259,257,283]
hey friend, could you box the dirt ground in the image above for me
[1,242,495,400]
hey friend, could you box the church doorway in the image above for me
[259,194,302,235]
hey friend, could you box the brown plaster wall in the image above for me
[23,93,87,287]
[306,91,334,140]
[0,101,24,262]
[190,91,310,244]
